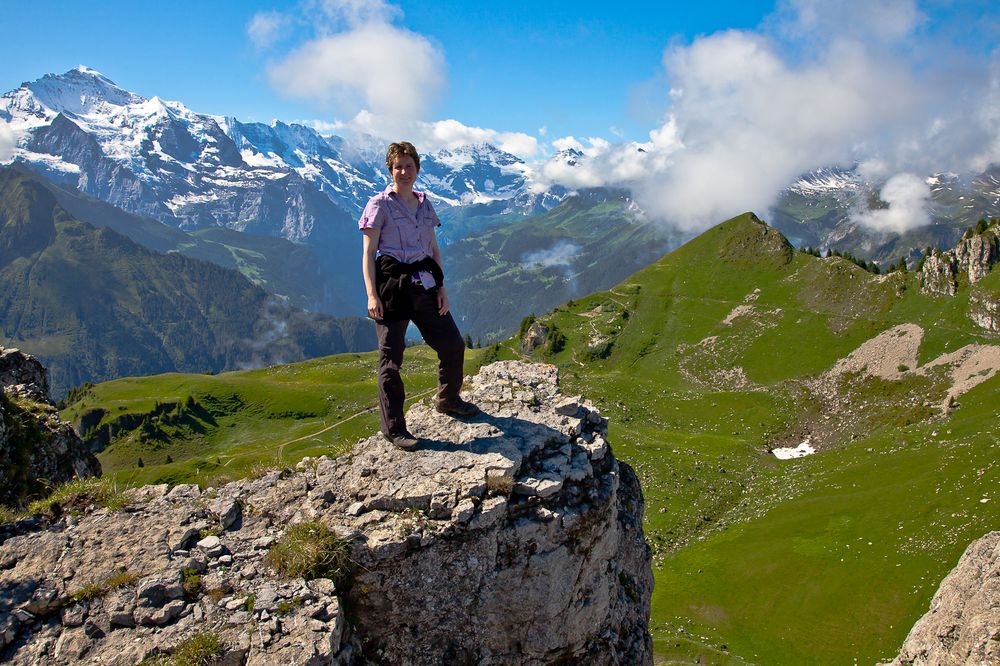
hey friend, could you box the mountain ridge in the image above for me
[0,167,374,396]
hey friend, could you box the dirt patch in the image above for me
[826,323,923,381]
[722,304,756,326]
[921,344,1000,408]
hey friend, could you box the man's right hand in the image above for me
[367,294,383,320]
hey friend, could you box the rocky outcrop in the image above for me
[0,347,100,508]
[918,229,1000,333]
[969,294,1000,333]
[918,251,958,296]
[953,232,999,284]
[919,230,999,297]
[0,347,50,401]
[882,531,999,666]
[0,361,652,665]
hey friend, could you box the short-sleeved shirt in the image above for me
[359,186,440,264]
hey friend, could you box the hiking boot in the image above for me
[436,397,480,418]
[384,430,419,450]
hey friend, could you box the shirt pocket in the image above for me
[417,212,438,249]
[386,208,410,250]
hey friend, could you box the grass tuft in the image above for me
[66,569,138,604]
[26,476,129,519]
[267,520,353,582]
[139,631,224,666]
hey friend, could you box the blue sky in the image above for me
[3,2,996,149]
[2,1,784,142]
[3,1,998,230]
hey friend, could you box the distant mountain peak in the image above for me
[19,66,146,119]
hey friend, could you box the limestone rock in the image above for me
[0,361,651,665]
[881,531,999,666]
[0,347,49,400]
[0,347,101,509]
[919,230,999,298]
[521,320,549,354]
[953,232,999,284]
[968,294,1000,333]
[918,252,957,296]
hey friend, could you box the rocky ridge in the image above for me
[0,347,100,508]
[882,531,999,666]
[918,224,1000,332]
[0,361,652,664]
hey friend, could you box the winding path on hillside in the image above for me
[219,386,441,468]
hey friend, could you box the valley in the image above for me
[57,213,1000,664]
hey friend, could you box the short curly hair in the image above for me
[385,141,420,172]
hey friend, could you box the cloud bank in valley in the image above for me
[540,0,1000,233]
[0,122,15,162]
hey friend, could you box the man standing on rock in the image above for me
[360,141,479,450]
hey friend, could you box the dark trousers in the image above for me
[376,285,466,437]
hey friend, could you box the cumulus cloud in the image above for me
[261,0,445,122]
[537,0,1000,233]
[851,173,932,233]
[0,122,16,162]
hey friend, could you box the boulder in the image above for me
[0,361,652,665]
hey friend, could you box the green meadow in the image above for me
[60,213,999,664]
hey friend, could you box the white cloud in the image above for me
[267,22,445,120]
[262,0,446,123]
[851,173,932,233]
[536,0,1000,233]
[247,11,292,49]
[776,0,925,44]
[522,240,581,268]
[0,122,16,162]
[551,136,585,153]
[308,0,402,29]
[324,112,541,158]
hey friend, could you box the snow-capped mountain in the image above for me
[0,67,556,244]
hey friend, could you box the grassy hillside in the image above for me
[512,212,998,664]
[61,346,495,488]
[11,164,358,315]
[58,212,998,664]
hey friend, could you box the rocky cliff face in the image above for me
[918,227,1000,332]
[881,531,999,666]
[0,361,652,665]
[0,347,100,508]
[919,229,999,297]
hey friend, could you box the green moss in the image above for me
[181,568,202,598]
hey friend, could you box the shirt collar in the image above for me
[383,185,427,202]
